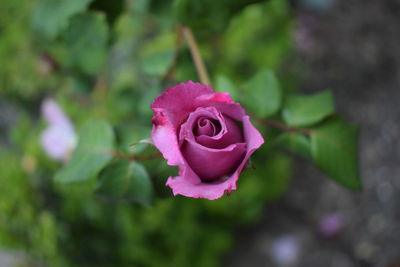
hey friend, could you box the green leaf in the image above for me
[311,117,361,190]
[115,124,151,154]
[96,159,154,205]
[55,119,114,183]
[32,0,93,39]
[139,31,175,77]
[215,75,238,100]
[63,12,109,74]
[243,69,281,118]
[283,90,335,127]
[275,132,311,158]
[141,51,174,77]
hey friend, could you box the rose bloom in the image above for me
[151,81,264,200]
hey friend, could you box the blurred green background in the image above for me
[0,0,373,266]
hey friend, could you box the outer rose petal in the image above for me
[166,115,264,200]
[197,92,234,103]
[166,168,237,200]
[151,81,213,127]
[195,93,245,121]
[151,111,185,167]
[151,81,213,167]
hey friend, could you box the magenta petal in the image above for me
[166,173,235,200]
[151,112,185,167]
[179,107,221,143]
[221,115,264,189]
[195,93,246,121]
[196,115,243,149]
[181,139,246,181]
[166,115,264,200]
[195,119,216,136]
[179,106,243,149]
[196,92,234,103]
[151,81,213,167]
[242,115,264,151]
[151,81,213,127]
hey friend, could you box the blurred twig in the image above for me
[162,25,184,86]
[182,26,212,86]
[263,119,312,134]
[113,151,162,161]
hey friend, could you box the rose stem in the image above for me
[182,26,212,86]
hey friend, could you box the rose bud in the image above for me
[151,81,264,200]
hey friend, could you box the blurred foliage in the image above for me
[55,119,114,183]
[311,117,361,189]
[282,90,334,127]
[0,0,360,266]
[174,0,266,36]
[242,69,282,117]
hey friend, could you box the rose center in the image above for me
[193,117,221,137]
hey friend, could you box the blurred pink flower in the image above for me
[40,99,77,161]
[319,212,343,237]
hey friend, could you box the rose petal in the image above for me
[151,81,213,167]
[166,167,236,200]
[181,139,247,181]
[196,92,234,103]
[195,92,245,121]
[151,81,213,127]
[166,115,264,200]
[179,106,243,149]
[179,107,221,143]
[196,115,243,149]
[243,115,264,151]
[151,111,184,166]
[194,118,217,136]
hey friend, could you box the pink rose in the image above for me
[151,81,264,200]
